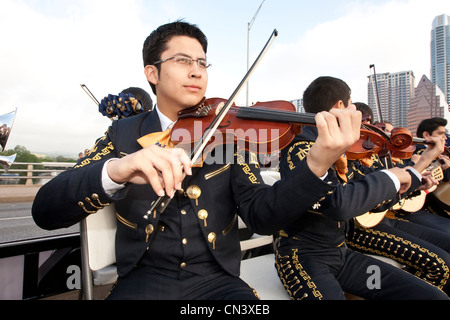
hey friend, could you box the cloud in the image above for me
[1,0,448,156]
[245,0,447,105]
[1,0,151,156]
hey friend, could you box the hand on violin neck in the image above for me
[307,106,361,177]
[106,145,192,198]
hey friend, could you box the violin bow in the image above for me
[369,64,383,124]
[144,29,279,219]
[80,84,117,121]
[80,84,100,105]
[370,64,396,168]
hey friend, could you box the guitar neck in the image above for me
[426,159,445,181]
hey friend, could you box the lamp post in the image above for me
[246,0,266,107]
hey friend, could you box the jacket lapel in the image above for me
[140,109,162,138]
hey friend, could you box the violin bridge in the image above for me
[215,102,225,116]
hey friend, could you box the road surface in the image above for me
[0,202,79,244]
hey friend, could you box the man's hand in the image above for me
[307,105,362,177]
[417,171,439,191]
[106,145,192,197]
[386,167,412,194]
[438,154,450,170]
[412,135,446,173]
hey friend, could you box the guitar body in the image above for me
[397,166,444,213]
[355,210,388,228]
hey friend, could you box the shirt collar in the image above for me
[155,104,175,131]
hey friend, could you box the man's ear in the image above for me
[144,65,158,86]
[422,131,431,139]
[332,100,345,110]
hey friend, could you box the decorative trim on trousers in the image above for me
[347,224,449,290]
[275,249,324,300]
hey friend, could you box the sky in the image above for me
[1,0,449,157]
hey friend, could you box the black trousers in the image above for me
[106,266,260,300]
[347,216,450,294]
[275,245,448,300]
[398,210,450,243]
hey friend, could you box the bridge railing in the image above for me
[0,162,74,185]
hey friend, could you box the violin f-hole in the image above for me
[218,120,231,129]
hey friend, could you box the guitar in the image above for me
[354,209,389,228]
[396,160,445,213]
[355,159,445,227]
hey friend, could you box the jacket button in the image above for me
[198,209,208,227]
[180,262,187,269]
[180,209,187,215]
[186,185,201,200]
[182,238,188,245]
[145,224,154,235]
[208,232,217,250]
[145,224,154,242]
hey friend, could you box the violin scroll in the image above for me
[345,124,416,160]
[389,127,413,151]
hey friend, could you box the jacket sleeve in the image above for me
[278,139,422,222]
[232,151,338,235]
[319,169,421,221]
[31,125,127,230]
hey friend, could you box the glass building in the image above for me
[367,71,415,128]
[431,14,450,109]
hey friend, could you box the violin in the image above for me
[345,122,416,160]
[171,97,311,162]
[171,97,419,163]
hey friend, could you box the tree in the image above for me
[1,145,41,184]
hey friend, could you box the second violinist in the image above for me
[32,21,363,300]
[275,76,448,300]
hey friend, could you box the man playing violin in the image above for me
[275,76,448,300]
[32,21,365,300]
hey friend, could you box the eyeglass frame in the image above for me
[153,54,211,69]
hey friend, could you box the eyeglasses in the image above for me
[153,55,211,69]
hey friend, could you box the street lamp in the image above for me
[246,0,266,107]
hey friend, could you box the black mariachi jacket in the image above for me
[32,110,337,277]
[277,126,422,251]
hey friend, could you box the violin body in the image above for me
[171,98,302,157]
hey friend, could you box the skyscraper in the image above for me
[431,14,450,108]
[408,75,447,135]
[367,70,415,128]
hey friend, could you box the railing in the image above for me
[0,161,75,185]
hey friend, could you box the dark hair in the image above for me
[354,102,373,124]
[416,117,448,138]
[121,87,153,111]
[303,76,351,113]
[142,20,208,94]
